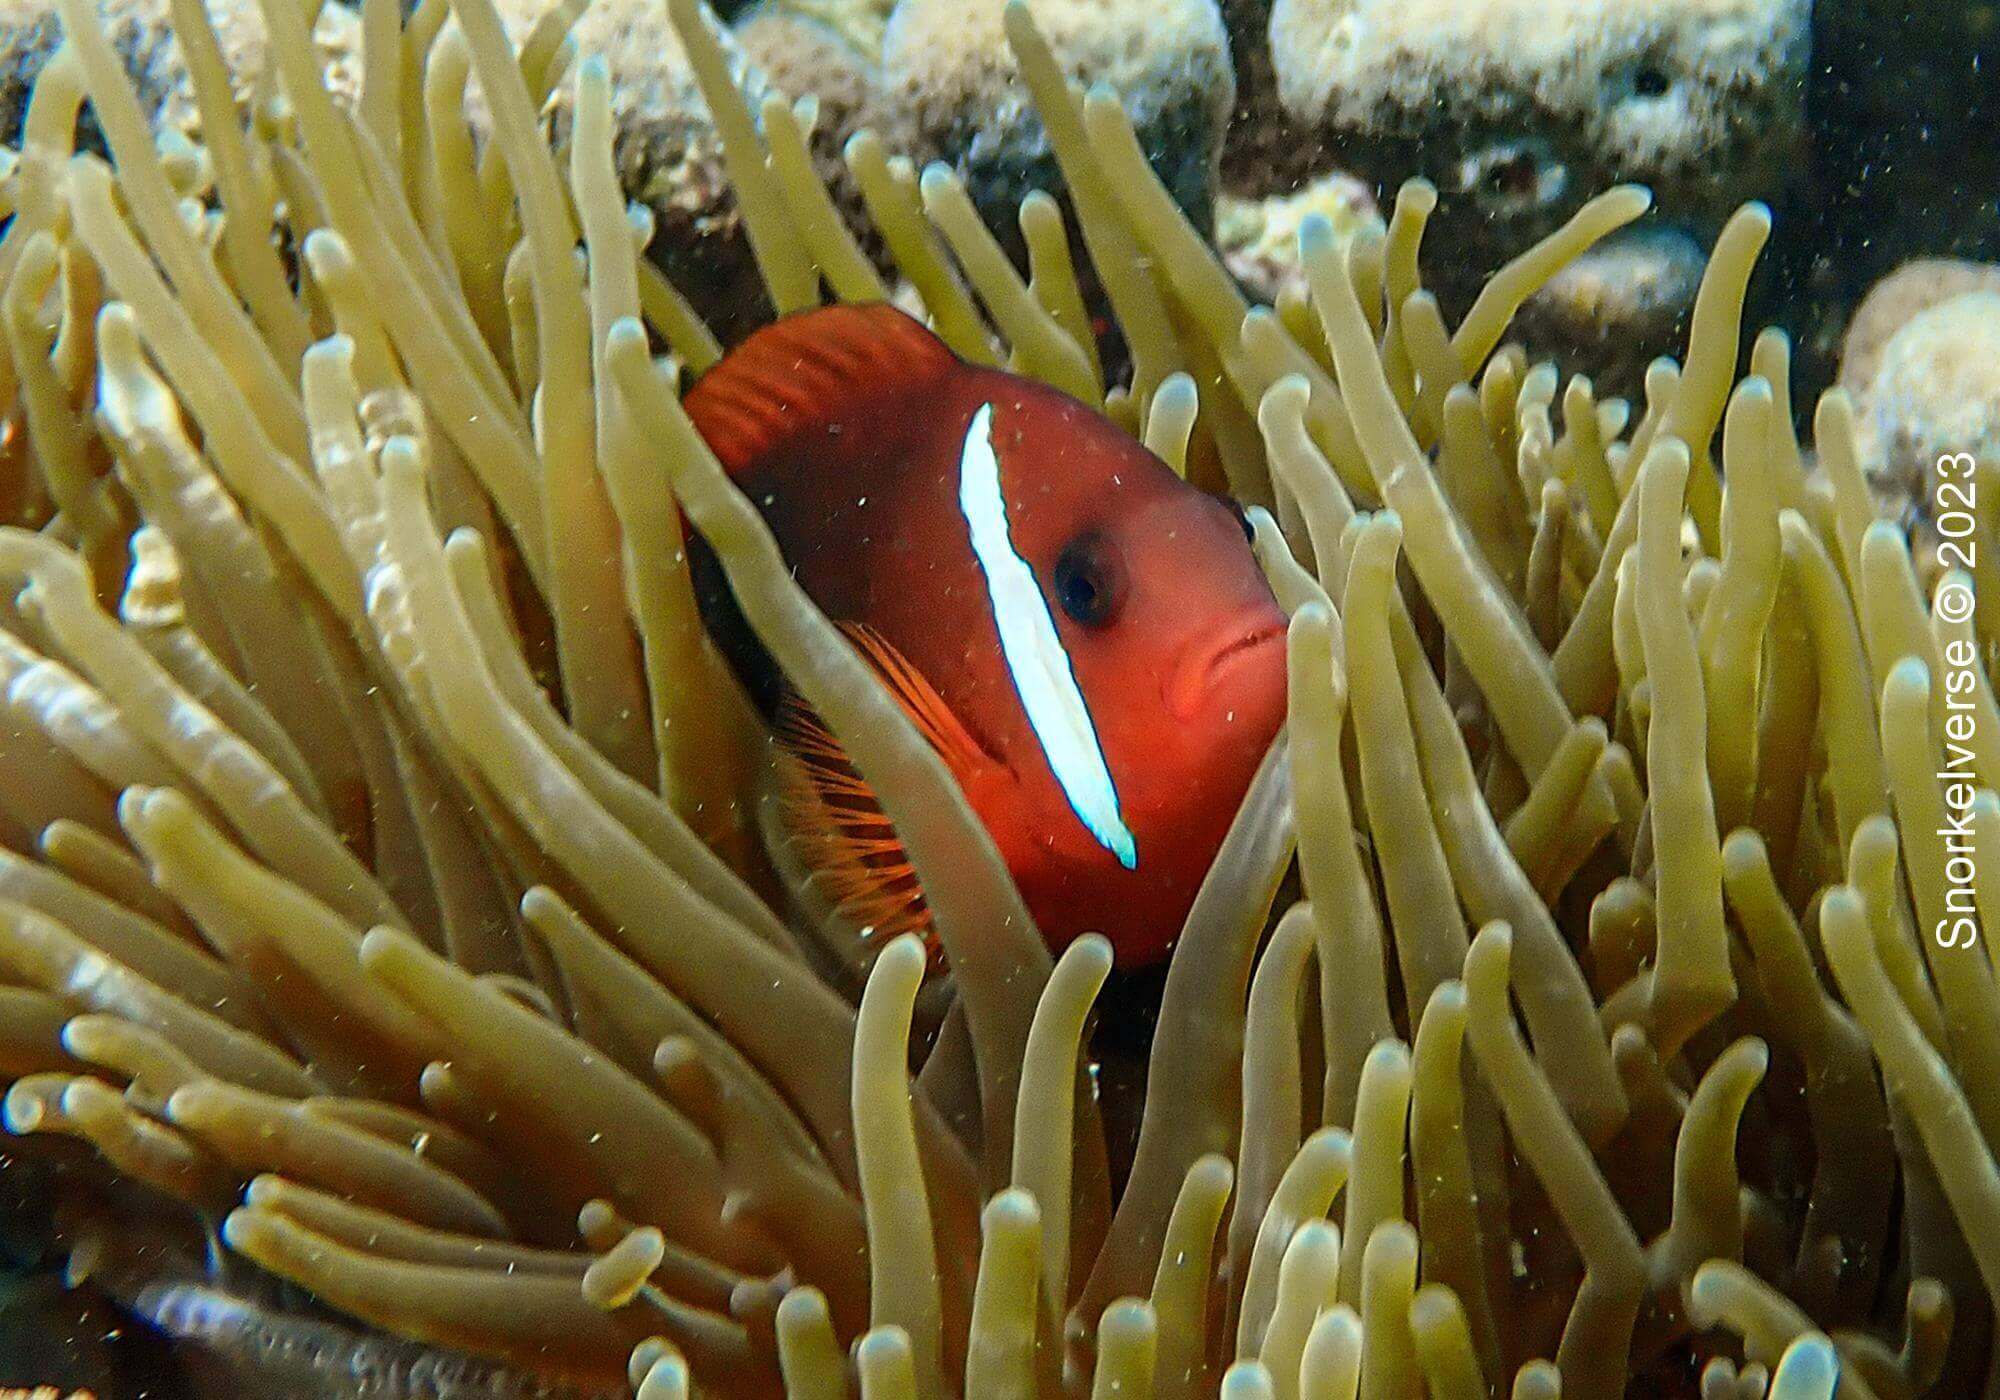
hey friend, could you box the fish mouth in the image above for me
[1167,613,1287,720]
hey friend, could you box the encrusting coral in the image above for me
[0,0,1994,1396]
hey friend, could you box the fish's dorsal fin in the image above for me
[684,303,961,474]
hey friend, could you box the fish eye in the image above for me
[1052,531,1127,628]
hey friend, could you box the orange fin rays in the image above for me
[772,623,1001,965]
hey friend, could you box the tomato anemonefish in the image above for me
[684,302,1287,968]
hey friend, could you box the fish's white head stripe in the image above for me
[957,402,1137,869]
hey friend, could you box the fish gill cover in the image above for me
[0,0,1991,1397]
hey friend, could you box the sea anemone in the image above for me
[0,0,1994,1397]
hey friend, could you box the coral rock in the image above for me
[1838,257,2000,402]
[880,0,1235,243]
[489,0,771,338]
[0,0,361,148]
[1849,287,2000,526]
[733,2,889,164]
[739,0,896,57]
[731,3,891,266]
[1214,169,1381,306]
[1264,0,1807,310]
[1516,223,1706,399]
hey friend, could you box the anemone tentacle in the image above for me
[0,1,1991,1397]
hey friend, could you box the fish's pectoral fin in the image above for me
[834,621,1000,779]
[772,686,938,964]
[769,624,999,969]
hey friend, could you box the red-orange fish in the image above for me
[684,303,1286,967]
